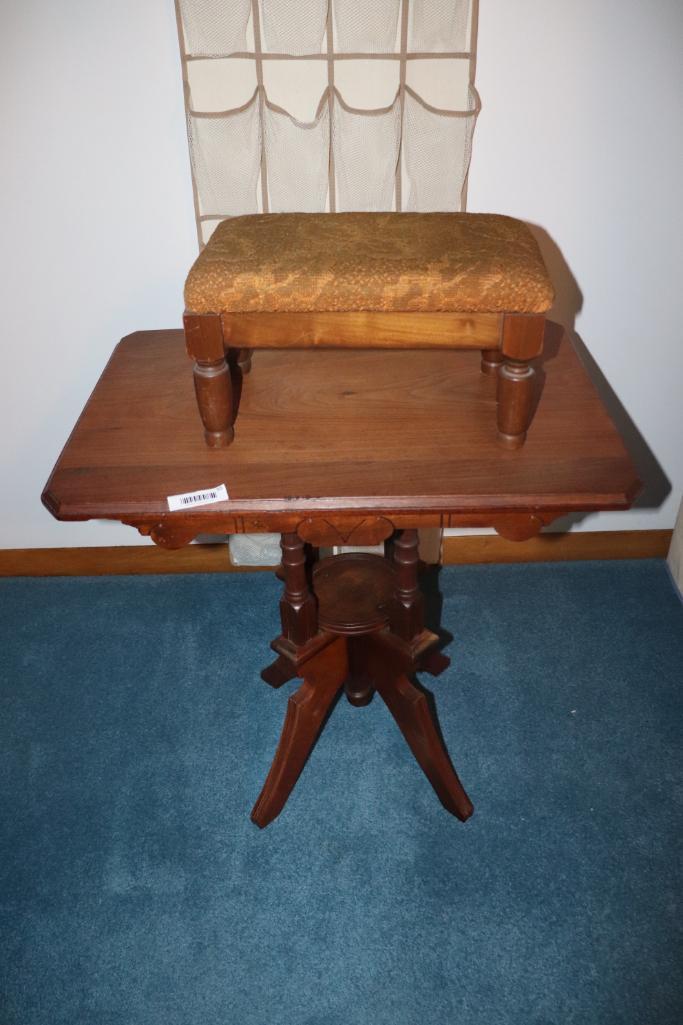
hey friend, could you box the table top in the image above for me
[42,328,640,547]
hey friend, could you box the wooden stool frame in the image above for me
[184,309,547,451]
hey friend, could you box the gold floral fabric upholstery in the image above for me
[184,212,554,316]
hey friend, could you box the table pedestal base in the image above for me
[252,550,473,828]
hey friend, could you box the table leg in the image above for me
[279,533,318,647]
[253,542,471,827]
[361,633,473,822]
[251,638,348,828]
[419,648,451,677]
[344,635,375,707]
[390,528,425,642]
[261,654,298,689]
[377,671,473,821]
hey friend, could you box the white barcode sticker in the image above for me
[167,483,229,511]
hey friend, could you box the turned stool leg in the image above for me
[279,533,318,647]
[192,356,234,448]
[481,348,504,376]
[237,348,252,374]
[227,347,253,374]
[497,359,535,449]
[496,313,546,449]
[184,313,234,448]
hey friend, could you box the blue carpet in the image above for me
[1,560,682,1024]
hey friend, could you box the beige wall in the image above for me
[1,0,682,548]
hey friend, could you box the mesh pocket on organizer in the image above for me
[188,94,261,216]
[332,94,400,210]
[177,0,250,56]
[261,0,327,54]
[333,0,401,53]
[403,89,477,212]
[408,0,471,52]
[264,100,329,212]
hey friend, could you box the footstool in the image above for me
[183,212,554,449]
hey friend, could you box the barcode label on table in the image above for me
[167,484,229,511]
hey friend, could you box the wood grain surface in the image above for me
[220,310,501,349]
[42,329,640,539]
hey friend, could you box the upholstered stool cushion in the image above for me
[184,212,554,317]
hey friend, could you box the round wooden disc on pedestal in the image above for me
[312,553,394,635]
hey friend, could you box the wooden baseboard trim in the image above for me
[442,529,673,564]
[0,544,274,577]
[0,530,672,577]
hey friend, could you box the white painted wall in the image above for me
[668,497,683,594]
[1,0,681,549]
[466,0,683,535]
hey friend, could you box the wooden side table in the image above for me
[43,329,640,826]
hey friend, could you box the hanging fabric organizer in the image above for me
[175,0,481,245]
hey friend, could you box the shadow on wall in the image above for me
[528,223,670,531]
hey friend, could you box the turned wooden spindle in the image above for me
[495,313,545,448]
[236,347,252,374]
[192,357,234,448]
[480,348,504,376]
[390,529,425,642]
[344,636,375,707]
[279,533,318,646]
[184,312,234,448]
[227,346,253,374]
[497,359,535,449]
